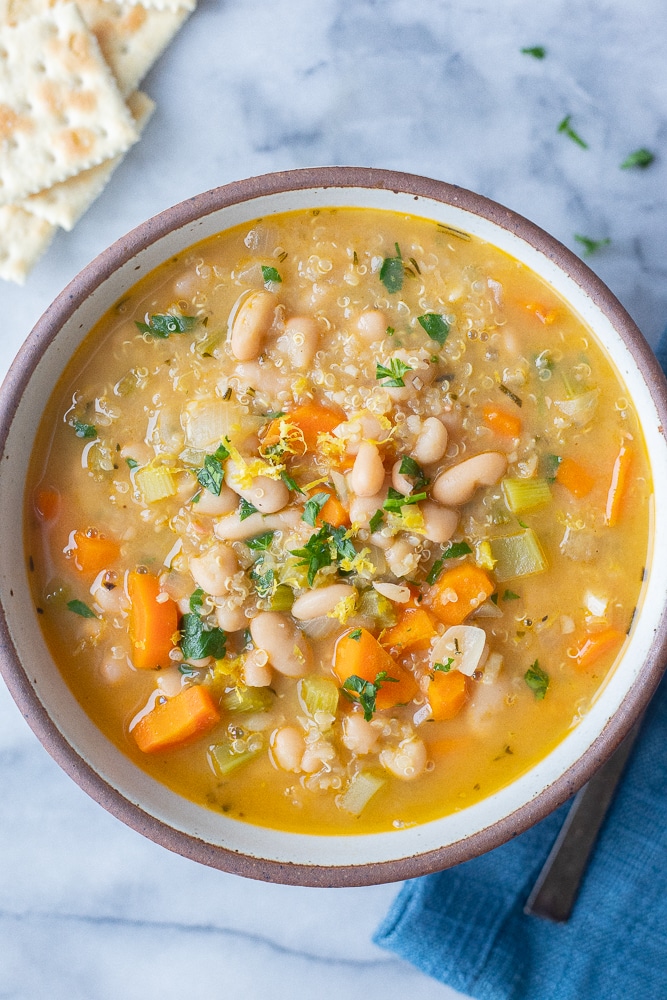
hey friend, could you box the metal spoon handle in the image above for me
[524,718,642,923]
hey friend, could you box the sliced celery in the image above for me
[358,589,398,628]
[488,529,548,581]
[298,676,339,718]
[502,477,551,514]
[210,738,263,776]
[269,584,294,612]
[221,685,273,714]
[338,771,386,816]
[135,464,177,502]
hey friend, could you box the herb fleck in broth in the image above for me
[25,208,651,834]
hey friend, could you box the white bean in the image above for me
[229,290,277,361]
[214,508,300,542]
[412,417,448,465]
[357,309,388,342]
[242,649,272,687]
[432,452,508,506]
[380,738,427,780]
[342,713,379,754]
[192,483,239,516]
[189,544,238,597]
[225,459,289,513]
[291,584,357,621]
[348,484,388,527]
[271,726,306,772]
[384,349,436,403]
[420,501,459,544]
[215,604,248,632]
[391,459,413,496]
[281,316,320,370]
[350,442,385,497]
[250,611,313,677]
[91,581,127,614]
[386,537,420,578]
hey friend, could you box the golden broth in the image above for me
[25,208,651,834]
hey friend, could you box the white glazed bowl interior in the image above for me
[2,168,666,886]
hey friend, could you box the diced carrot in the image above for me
[426,563,495,626]
[605,440,634,526]
[263,402,345,454]
[309,486,349,528]
[573,628,625,670]
[333,627,418,710]
[380,607,437,655]
[70,530,121,575]
[127,571,178,670]
[132,684,220,754]
[34,487,61,522]
[555,457,596,498]
[482,405,522,439]
[427,669,469,721]
[524,302,558,325]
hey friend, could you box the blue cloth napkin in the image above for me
[374,332,667,1000]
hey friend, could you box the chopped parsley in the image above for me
[250,563,275,599]
[398,455,429,490]
[499,383,523,407]
[135,313,197,338]
[383,487,427,514]
[557,115,588,149]
[281,469,304,494]
[426,541,473,585]
[524,659,549,700]
[620,148,655,169]
[379,243,405,294]
[196,442,230,495]
[349,629,362,641]
[261,265,282,285]
[302,491,331,527]
[239,497,259,520]
[70,418,97,439]
[246,531,275,551]
[290,523,358,586]
[417,313,450,347]
[574,234,611,256]
[503,589,521,601]
[521,45,546,58]
[180,613,226,660]
[433,658,454,673]
[189,588,205,613]
[369,509,385,533]
[67,599,97,619]
[543,453,562,482]
[341,670,398,721]
[125,457,139,470]
[376,358,413,387]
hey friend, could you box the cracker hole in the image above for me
[44,152,56,163]
[33,61,46,74]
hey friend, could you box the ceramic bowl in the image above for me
[2,167,667,887]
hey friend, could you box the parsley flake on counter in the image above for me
[524,659,549,700]
[135,313,197,338]
[521,45,546,58]
[620,148,655,169]
[557,115,588,149]
[376,358,413,387]
[261,265,282,285]
[417,313,450,347]
[67,599,98,619]
[574,234,611,256]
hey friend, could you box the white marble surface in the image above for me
[2,2,666,998]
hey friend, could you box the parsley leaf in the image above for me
[417,313,450,347]
[196,454,225,495]
[342,670,399,721]
[433,658,454,673]
[189,588,205,613]
[375,358,413,387]
[239,497,259,520]
[524,659,549,700]
[250,562,275,599]
[503,589,520,601]
[379,243,405,293]
[261,265,282,285]
[369,509,385,533]
[281,470,305,494]
[426,541,473,585]
[521,45,546,58]
[620,148,654,169]
[67,599,97,619]
[302,491,331,527]
[557,115,588,149]
[246,531,275,551]
[290,523,358,586]
[383,487,427,513]
[135,313,197,338]
[70,419,97,439]
[180,613,226,660]
[349,629,362,641]
[574,234,611,257]
[125,457,139,470]
[398,455,429,490]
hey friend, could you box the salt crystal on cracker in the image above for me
[24,90,155,229]
[0,204,56,282]
[0,2,138,204]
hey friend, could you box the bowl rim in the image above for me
[2,165,667,887]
